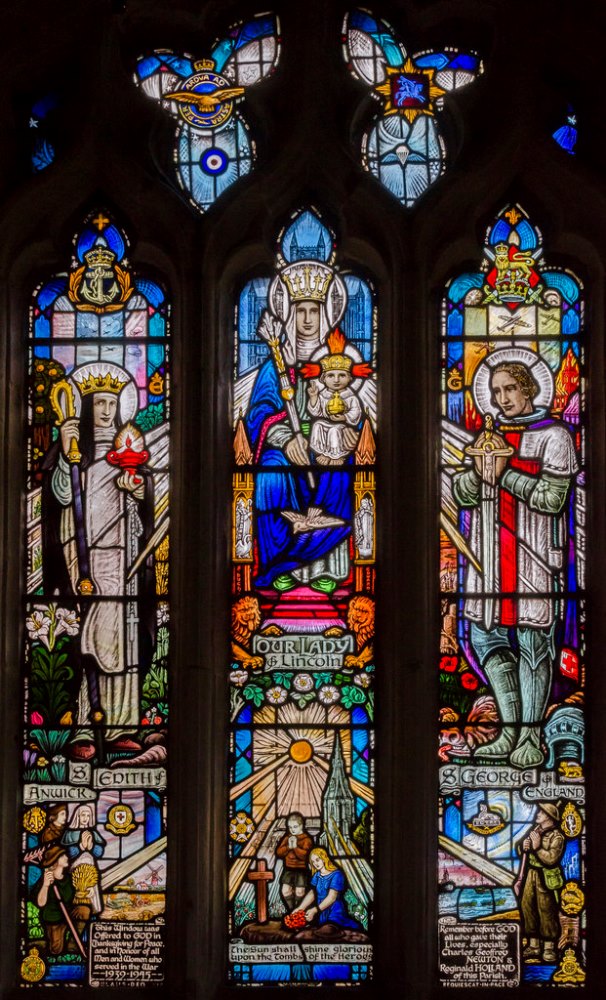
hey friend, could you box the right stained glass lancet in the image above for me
[438,205,586,988]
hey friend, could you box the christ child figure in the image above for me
[307,353,362,465]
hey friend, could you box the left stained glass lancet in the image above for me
[134,13,280,214]
[229,209,376,985]
[20,213,169,988]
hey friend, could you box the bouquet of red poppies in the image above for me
[284,910,306,930]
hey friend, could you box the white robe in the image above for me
[52,428,141,740]
[458,419,578,628]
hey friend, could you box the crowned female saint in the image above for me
[245,260,367,594]
[42,363,154,759]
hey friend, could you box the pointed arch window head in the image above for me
[229,208,376,985]
[134,13,280,214]
[343,9,483,207]
[21,212,170,988]
[438,205,586,987]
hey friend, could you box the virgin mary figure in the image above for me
[245,261,358,594]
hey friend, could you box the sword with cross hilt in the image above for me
[465,414,514,631]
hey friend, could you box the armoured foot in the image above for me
[510,732,544,768]
[473,728,517,760]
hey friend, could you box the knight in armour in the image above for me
[454,350,578,767]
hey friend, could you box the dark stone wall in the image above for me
[0,2,604,997]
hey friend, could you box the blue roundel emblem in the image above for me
[201,148,228,175]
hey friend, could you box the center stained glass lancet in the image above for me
[228,209,376,985]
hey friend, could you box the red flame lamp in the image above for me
[106,422,149,484]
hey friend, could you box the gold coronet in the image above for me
[72,372,129,396]
[282,263,332,302]
[83,246,116,269]
[320,353,353,373]
[193,58,215,71]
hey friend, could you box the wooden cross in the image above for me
[247,859,274,924]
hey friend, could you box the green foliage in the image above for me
[352,807,371,856]
[136,403,164,431]
[440,671,488,715]
[50,759,67,782]
[26,902,44,940]
[141,662,168,709]
[231,664,374,713]
[365,689,374,722]
[155,625,169,660]
[242,684,265,707]
[271,672,293,689]
[344,889,368,930]
[30,728,71,757]
[29,638,74,723]
[234,896,255,928]
[294,693,315,709]
[340,685,366,709]
[142,626,169,715]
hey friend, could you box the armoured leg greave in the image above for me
[510,627,553,768]
[474,650,519,759]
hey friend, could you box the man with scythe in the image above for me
[34,846,90,959]
[453,349,578,768]
[43,362,154,760]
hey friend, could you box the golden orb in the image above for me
[289,739,313,763]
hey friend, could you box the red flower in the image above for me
[440,656,458,673]
[460,671,478,690]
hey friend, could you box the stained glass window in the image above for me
[20,212,169,988]
[553,106,577,155]
[228,208,376,984]
[28,93,59,173]
[342,9,483,207]
[438,205,586,988]
[134,14,280,214]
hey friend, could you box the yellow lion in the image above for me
[231,596,263,670]
[344,595,374,669]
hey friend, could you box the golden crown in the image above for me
[73,371,129,396]
[282,263,332,302]
[193,58,215,71]
[84,246,116,269]
[320,353,353,373]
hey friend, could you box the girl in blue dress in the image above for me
[297,848,362,930]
